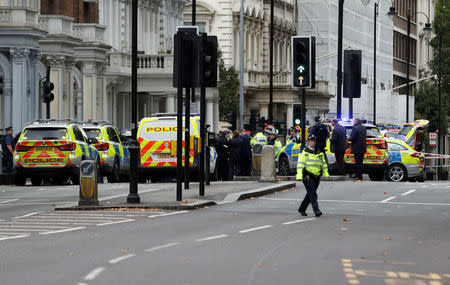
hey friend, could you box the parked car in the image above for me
[385,139,425,182]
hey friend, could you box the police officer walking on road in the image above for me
[2,127,15,174]
[330,118,347,175]
[349,118,366,181]
[296,134,329,217]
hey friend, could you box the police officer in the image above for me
[250,129,267,149]
[216,129,231,181]
[2,127,14,174]
[267,131,282,159]
[286,127,299,145]
[296,134,329,217]
[309,115,330,154]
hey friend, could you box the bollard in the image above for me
[252,144,263,176]
[260,145,276,182]
[79,160,99,206]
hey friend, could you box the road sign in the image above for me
[429,132,437,146]
[263,124,276,134]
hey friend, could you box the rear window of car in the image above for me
[345,127,382,138]
[22,128,68,140]
[84,129,102,140]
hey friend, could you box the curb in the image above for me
[54,182,297,211]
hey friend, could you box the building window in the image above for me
[393,31,416,64]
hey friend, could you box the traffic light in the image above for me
[43,66,54,104]
[293,103,302,126]
[343,50,362,98]
[292,36,315,88]
[173,27,200,88]
[199,34,218,87]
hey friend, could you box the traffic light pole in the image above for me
[176,32,183,202]
[199,33,207,197]
[269,0,274,123]
[301,88,306,151]
[185,87,190,190]
[336,0,344,119]
[127,0,140,203]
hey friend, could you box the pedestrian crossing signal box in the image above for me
[79,160,99,206]
[291,36,316,89]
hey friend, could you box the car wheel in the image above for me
[31,177,42,186]
[15,175,27,186]
[386,164,407,182]
[369,171,384,181]
[278,156,291,176]
[108,159,120,183]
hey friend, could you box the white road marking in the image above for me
[96,219,134,226]
[14,212,43,219]
[0,224,72,229]
[0,234,29,241]
[196,234,228,242]
[421,185,428,188]
[283,218,317,225]
[239,225,272,234]
[400,190,416,196]
[148,210,189,218]
[380,196,397,203]
[77,283,88,285]
[99,188,161,201]
[36,188,46,191]
[39,227,85,235]
[145,242,180,252]
[108,254,136,264]
[0,199,18,204]
[260,197,450,206]
[84,267,106,281]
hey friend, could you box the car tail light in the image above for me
[95,142,109,151]
[58,142,76,151]
[16,143,32,152]
[411,152,420,158]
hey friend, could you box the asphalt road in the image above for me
[1,180,450,285]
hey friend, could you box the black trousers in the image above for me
[334,151,345,175]
[229,157,241,180]
[2,156,13,174]
[238,157,251,176]
[354,153,364,180]
[217,157,229,181]
[299,174,321,214]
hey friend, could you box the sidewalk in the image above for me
[55,181,297,211]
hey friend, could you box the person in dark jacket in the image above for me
[229,130,243,180]
[308,115,330,154]
[216,129,231,181]
[330,118,347,175]
[239,130,252,176]
[2,127,14,174]
[349,118,366,181]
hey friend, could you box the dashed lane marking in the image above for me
[0,235,29,241]
[39,227,86,235]
[381,196,397,203]
[145,242,180,252]
[96,219,135,226]
[84,267,106,281]
[282,218,317,225]
[196,234,228,242]
[259,197,450,206]
[401,190,417,196]
[0,199,19,204]
[239,225,272,234]
[148,210,189,218]
[14,212,43,219]
[108,254,136,264]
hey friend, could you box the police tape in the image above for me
[423,153,450,159]
[425,165,450,169]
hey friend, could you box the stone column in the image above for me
[29,50,41,122]
[260,104,268,120]
[82,63,97,121]
[286,103,293,129]
[213,99,219,133]
[65,58,76,120]
[206,99,214,132]
[10,47,30,133]
[46,54,66,119]
[165,93,175,113]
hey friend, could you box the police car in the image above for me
[13,119,99,186]
[385,139,425,182]
[82,121,129,183]
[278,121,389,181]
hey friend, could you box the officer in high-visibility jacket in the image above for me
[250,131,268,149]
[267,131,282,159]
[296,134,329,217]
[286,127,299,145]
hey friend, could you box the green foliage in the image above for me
[218,51,239,122]
[416,0,450,135]
[415,81,449,135]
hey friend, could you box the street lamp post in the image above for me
[268,0,274,123]
[336,0,344,119]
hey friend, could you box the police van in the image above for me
[137,114,217,182]
[13,119,99,185]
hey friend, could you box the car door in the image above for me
[111,127,130,171]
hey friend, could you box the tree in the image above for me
[415,81,449,135]
[218,51,239,122]
[425,0,450,135]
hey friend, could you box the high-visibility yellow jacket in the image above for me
[296,147,329,180]
[250,132,267,147]
[286,134,299,145]
[272,139,282,158]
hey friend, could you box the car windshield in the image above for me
[22,128,68,140]
[398,125,414,136]
[84,129,102,140]
[345,127,382,138]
